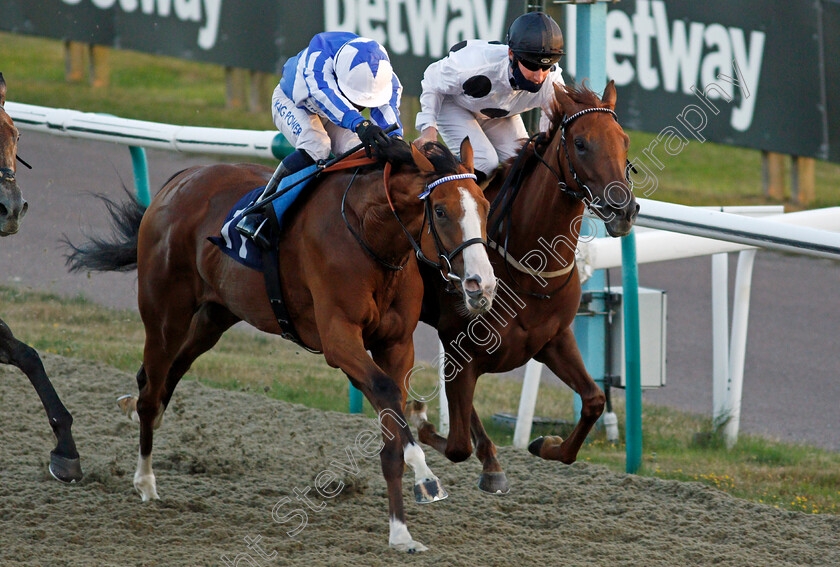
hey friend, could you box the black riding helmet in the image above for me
[507,12,565,67]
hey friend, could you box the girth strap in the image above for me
[260,204,321,354]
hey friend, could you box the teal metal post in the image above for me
[621,230,643,473]
[575,2,607,92]
[349,386,364,414]
[129,146,150,207]
[572,2,608,423]
[573,219,606,421]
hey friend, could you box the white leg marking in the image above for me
[134,450,159,502]
[404,442,435,484]
[389,518,428,553]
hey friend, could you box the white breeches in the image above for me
[271,85,361,162]
[435,101,529,176]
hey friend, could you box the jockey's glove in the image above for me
[355,120,392,156]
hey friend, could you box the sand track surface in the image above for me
[1,355,837,566]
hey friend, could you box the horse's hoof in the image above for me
[49,452,83,483]
[478,471,510,495]
[406,401,428,430]
[390,540,429,553]
[528,436,546,457]
[414,477,448,504]
[116,394,139,423]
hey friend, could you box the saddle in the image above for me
[209,152,378,351]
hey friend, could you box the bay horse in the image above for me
[64,137,496,552]
[0,73,82,483]
[409,81,638,493]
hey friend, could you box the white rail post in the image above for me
[723,249,757,448]
[711,253,730,428]
[438,340,449,436]
[513,360,544,449]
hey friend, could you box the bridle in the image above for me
[486,105,632,298]
[0,107,33,182]
[534,106,632,215]
[414,172,487,282]
[342,166,487,283]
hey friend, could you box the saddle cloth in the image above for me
[208,164,318,271]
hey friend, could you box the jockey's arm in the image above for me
[415,56,462,144]
[370,73,404,137]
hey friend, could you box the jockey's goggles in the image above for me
[518,58,555,72]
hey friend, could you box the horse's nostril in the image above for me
[0,203,7,218]
[464,276,482,296]
[20,200,28,218]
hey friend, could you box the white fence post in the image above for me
[513,360,544,449]
[712,253,730,427]
[723,249,758,447]
[438,340,449,436]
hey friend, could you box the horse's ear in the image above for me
[411,143,436,173]
[459,137,474,173]
[0,73,6,107]
[602,79,617,110]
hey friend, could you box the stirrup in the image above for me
[236,215,271,249]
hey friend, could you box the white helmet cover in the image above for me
[334,37,393,108]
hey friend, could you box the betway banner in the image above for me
[592,0,837,162]
[3,1,838,162]
[0,0,521,96]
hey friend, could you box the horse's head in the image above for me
[0,73,28,237]
[549,80,638,237]
[412,139,496,315]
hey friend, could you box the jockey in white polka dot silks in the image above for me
[414,12,565,183]
[236,32,403,244]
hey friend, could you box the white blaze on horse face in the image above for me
[458,187,496,297]
[134,450,159,502]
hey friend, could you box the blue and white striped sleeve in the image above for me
[371,74,403,136]
[302,49,366,131]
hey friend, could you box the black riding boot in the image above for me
[235,161,293,249]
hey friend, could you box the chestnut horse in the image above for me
[65,138,496,552]
[0,73,82,482]
[409,81,638,493]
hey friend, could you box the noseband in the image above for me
[416,173,487,282]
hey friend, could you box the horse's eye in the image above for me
[434,206,446,219]
[574,138,586,151]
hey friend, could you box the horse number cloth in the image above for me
[208,164,318,270]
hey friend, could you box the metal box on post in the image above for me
[608,286,667,389]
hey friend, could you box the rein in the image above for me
[335,151,484,283]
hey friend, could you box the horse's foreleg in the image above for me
[469,407,509,494]
[530,326,605,464]
[405,358,476,464]
[0,318,82,483]
[405,400,448,454]
[321,323,429,553]
[371,340,447,506]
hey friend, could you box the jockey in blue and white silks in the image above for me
[236,32,403,247]
[279,31,403,137]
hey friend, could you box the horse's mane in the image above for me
[545,83,607,142]
[492,83,607,185]
[368,139,461,175]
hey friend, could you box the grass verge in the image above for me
[2,285,838,515]
[3,32,840,207]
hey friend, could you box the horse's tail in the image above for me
[63,190,146,273]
